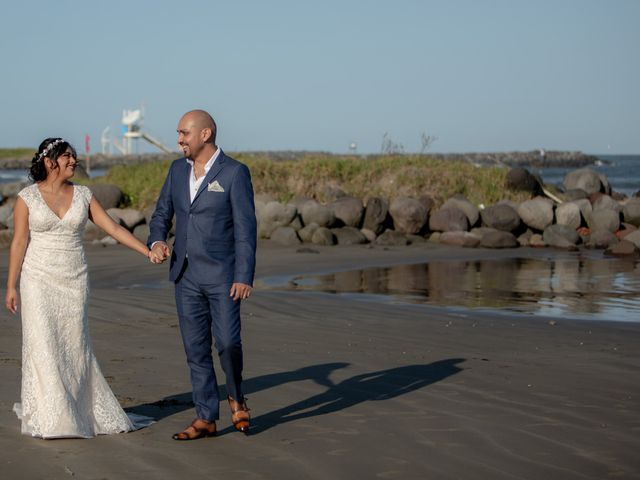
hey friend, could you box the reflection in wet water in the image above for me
[275,256,640,322]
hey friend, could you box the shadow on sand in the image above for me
[129,358,465,435]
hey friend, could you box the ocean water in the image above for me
[533,154,640,197]
[0,168,107,184]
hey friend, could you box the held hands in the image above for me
[148,242,171,264]
[5,288,18,314]
[230,283,252,301]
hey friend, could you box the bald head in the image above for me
[180,109,217,145]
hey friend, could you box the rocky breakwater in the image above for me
[0,166,638,256]
[255,166,640,256]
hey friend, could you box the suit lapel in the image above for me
[191,151,226,206]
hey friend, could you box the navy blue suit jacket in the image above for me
[148,150,257,285]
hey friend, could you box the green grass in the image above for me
[0,148,33,160]
[81,153,531,209]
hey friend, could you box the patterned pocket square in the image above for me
[207,180,225,192]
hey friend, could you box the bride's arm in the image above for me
[88,197,153,260]
[5,198,29,314]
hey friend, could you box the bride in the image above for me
[5,138,159,439]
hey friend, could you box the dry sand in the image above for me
[0,241,638,479]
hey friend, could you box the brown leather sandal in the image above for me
[228,396,250,435]
[172,419,217,441]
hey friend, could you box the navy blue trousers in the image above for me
[175,263,244,421]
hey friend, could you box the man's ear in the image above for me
[201,128,212,143]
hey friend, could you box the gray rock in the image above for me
[417,194,437,213]
[331,227,367,245]
[563,189,589,201]
[622,198,640,226]
[479,231,518,248]
[592,194,621,213]
[624,230,640,249]
[0,202,15,228]
[133,224,150,242]
[0,229,13,247]
[517,229,533,247]
[588,209,620,233]
[517,197,554,231]
[360,228,377,243]
[375,229,409,246]
[605,240,639,256]
[311,227,336,246]
[543,224,580,249]
[587,229,619,249]
[406,234,427,244]
[289,215,303,231]
[254,192,277,204]
[390,196,428,234]
[428,207,468,232]
[0,181,29,198]
[331,196,364,227]
[270,226,302,246]
[555,202,582,230]
[563,168,604,195]
[480,204,521,232]
[469,227,500,240]
[529,233,546,248]
[323,186,347,203]
[362,197,389,234]
[440,231,481,248]
[298,222,319,243]
[301,200,335,228]
[258,201,298,238]
[107,208,146,231]
[443,196,479,227]
[427,232,441,243]
[506,167,541,194]
[89,184,123,209]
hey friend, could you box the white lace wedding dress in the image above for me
[14,183,153,438]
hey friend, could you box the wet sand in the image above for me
[0,241,639,479]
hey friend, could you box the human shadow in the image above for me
[128,358,465,435]
[127,362,350,420]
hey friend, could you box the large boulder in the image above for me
[442,196,479,227]
[622,198,640,226]
[301,200,335,228]
[133,224,150,242]
[362,197,389,234]
[543,224,580,249]
[331,196,364,228]
[506,167,541,194]
[479,231,518,248]
[0,202,14,228]
[311,227,335,246]
[623,230,640,249]
[298,222,319,243]
[563,168,605,195]
[588,209,620,233]
[517,197,554,231]
[0,181,29,198]
[605,240,639,256]
[428,207,468,232]
[480,204,521,232]
[555,202,582,230]
[375,229,409,246]
[586,229,619,249]
[331,227,367,245]
[88,184,123,209]
[389,196,428,234]
[591,194,621,213]
[440,231,481,248]
[107,208,146,231]
[270,226,302,246]
[258,201,297,238]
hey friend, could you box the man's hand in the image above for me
[150,242,171,264]
[230,283,252,301]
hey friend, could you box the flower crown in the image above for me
[38,138,65,160]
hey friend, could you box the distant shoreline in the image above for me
[0,150,604,170]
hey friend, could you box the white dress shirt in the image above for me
[187,148,221,203]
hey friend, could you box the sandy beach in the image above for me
[1,241,639,479]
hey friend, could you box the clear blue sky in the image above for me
[1,0,638,154]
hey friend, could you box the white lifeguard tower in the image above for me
[102,107,173,155]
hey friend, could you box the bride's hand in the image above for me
[5,288,18,314]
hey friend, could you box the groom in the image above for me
[148,109,257,440]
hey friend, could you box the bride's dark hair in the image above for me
[29,138,77,182]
